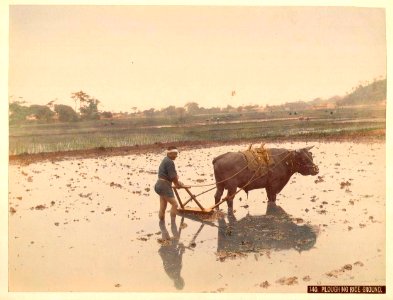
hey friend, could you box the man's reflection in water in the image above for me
[158,217,185,290]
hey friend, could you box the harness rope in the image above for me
[183,163,249,188]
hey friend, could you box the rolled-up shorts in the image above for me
[154,179,174,198]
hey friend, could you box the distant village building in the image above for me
[312,103,336,110]
[111,113,128,119]
[25,114,38,121]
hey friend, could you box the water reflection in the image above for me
[158,219,185,290]
[158,203,317,289]
[218,202,317,253]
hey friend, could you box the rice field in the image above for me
[9,112,386,155]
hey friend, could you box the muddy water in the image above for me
[8,142,385,292]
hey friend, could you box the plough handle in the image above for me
[183,187,206,211]
[173,188,184,209]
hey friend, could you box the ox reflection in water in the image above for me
[217,202,318,257]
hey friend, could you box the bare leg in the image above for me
[166,196,178,218]
[171,217,179,239]
[159,196,168,220]
[159,219,170,239]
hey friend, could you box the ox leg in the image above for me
[225,187,237,210]
[266,188,277,203]
[214,184,225,209]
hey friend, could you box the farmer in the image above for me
[154,146,184,220]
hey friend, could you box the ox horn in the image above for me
[296,145,314,153]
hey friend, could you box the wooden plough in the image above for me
[173,186,227,214]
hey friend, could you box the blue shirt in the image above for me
[158,156,177,182]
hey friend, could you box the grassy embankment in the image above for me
[9,106,385,155]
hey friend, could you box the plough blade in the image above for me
[177,207,214,214]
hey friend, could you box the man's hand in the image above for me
[175,181,185,188]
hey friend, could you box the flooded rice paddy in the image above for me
[8,141,385,292]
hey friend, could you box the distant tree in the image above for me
[175,107,186,115]
[9,101,29,123]
[143,108,156,117]
[185,102,200,115]
[54,104,79,122]
[46,99,57,110]
[29,104,55,121]
[161,105,177,116]
[175,107,186,123]
[131,107,138,114]
[80,97,100,120]
[207,107,222,114]
[71,90,90,113]
[71,91,100,120]
[243,105,259,111]
[225,105,234,112]
[101,111,113,119]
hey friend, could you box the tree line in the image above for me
[9,90,265,124]
[9,91,102,124]
[9,78,386,124]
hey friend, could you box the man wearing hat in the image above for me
[154,146,184,220]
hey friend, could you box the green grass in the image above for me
[9,107,386,155]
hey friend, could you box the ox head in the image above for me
[293,146,319,176]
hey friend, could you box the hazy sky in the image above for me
[8,5,386,112]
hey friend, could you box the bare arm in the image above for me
[172,176,184,188]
